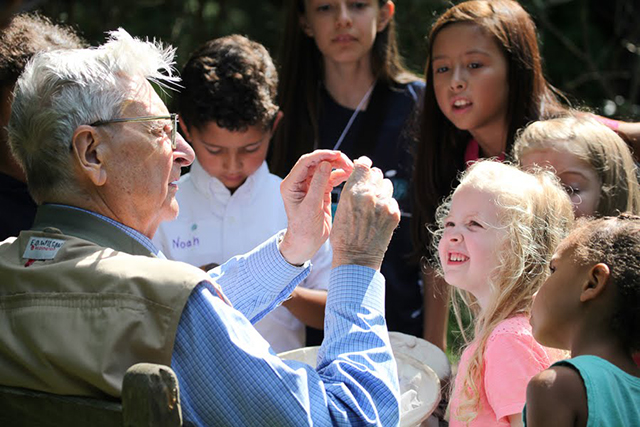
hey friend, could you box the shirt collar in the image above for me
[191,158,269,202]
[33,204,159,257]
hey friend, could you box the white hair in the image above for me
[8,28,179,203]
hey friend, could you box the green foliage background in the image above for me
[33,0,639,120]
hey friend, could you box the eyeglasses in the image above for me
[90,114,178,149]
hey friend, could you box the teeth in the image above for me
[449,253,468,262]
[454,100,470,107]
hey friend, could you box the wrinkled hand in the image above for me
[279,150,354,266]
[331,157,400,270]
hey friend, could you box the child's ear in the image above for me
[72,125,107,187]
[377,1,395,32]
[271,111,284,133]
[178,116,191,142]
[299,15,314,38]
[579,263,611,303]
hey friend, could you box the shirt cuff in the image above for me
[244,230,311,294]
[327,264,385,314]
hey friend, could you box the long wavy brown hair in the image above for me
[411,0,567,259]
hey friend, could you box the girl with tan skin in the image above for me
[412,0,640,352]
[271,0,437,347]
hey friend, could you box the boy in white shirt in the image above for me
[153,35,331,352]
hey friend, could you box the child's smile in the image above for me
[447,252,469,264]
[438,186,506,308]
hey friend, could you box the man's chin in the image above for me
[160,201,180,224]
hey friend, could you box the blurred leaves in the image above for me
[31,0,638,120]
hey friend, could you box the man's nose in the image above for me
[174,133,194,167]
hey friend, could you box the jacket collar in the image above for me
[32,204,158,257]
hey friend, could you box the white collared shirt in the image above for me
[154,159,331,352]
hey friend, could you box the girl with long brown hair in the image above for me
[271,0,431,341]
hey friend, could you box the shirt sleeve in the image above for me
[208,232,310,323]
[171,264,400,426]
[484,331,550,422]
[303,239,332,291]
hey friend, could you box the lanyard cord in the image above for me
[332,80,377,151]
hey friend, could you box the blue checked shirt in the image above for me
[47,206,399,425]
[171,236,401,426]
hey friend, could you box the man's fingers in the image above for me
[306,161,332,206]
[386,197,402,226]
[343,156,374,192]
[328,168,351,188]
[378,178,394,199]
[284,150,354,191]
[354,156,373,168]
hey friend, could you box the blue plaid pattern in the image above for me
[172,246,400,426]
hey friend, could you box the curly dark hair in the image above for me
[571,213,640,353]
[178,34,279,132]
[0,13,85,85]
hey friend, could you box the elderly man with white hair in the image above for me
[0,29,402,426]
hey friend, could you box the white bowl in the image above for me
[279,333,445,426]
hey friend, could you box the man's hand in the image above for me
[331,156,400,270]
[279,150,353,266]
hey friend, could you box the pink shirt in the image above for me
[464,138,506,166]
[449,316,562,426]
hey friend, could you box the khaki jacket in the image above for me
[0,205,212,397]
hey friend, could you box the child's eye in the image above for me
[206,147,222,155]
[562,184,581,195]
[434,66,449,74]
[549,264,556,273]
[468,220,483,228]
[316,4,331,12]
[468,62,482,69]
[244,144,261,153]
[444,221,455,228]
[350,1,368,9]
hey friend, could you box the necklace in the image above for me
[332,80,376,151]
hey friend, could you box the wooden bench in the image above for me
[0,363,184,427]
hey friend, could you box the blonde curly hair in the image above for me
[431,160,574,423]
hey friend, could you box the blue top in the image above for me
[524,355,640,427]
[319,79,425,337]
[71,206,401,425]
[172,240,400,425]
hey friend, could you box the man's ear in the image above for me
[377,0,395,32]
[580,263,611,302]
[299,14,314,38]
[271,111,284,133]
[71,125,107,187]
[178,116,192,142]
